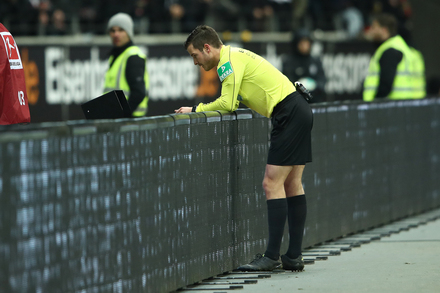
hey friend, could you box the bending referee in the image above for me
[175,25,313,271]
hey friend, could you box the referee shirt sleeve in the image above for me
[196,58,244,112]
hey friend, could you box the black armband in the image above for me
[192,105,197,112]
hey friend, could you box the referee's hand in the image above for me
[174,107,192,113]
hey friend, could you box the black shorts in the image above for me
[267,91,313,166]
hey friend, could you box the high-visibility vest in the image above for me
[410,47,426,99]
[104,46,149,117]
[363,35,422,102]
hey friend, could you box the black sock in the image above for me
[286,195,307,259]
[264,198,287,260]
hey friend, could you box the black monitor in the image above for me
[81,90,132,119]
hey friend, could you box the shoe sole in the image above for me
[281,256,305,272]
[237,264,282,272]
[282,266,304,272]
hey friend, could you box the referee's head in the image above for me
[184,25,223,52]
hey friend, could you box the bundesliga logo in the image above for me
[1,32,23,70]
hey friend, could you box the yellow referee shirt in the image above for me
[195,45,295,118]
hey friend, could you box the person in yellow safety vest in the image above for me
[363,13,424,102]
[104,13,149,117]
[410,47,426,98]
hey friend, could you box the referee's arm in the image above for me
[195,60,244,112]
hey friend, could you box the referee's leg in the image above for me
[237,164,293,271]
[283,165,307,270]
[260,164,292,261]
[284,165,305,197]
[262,164,293,200]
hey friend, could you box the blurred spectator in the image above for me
[168,0,209,33]
[169,1,185,32]
[0,0,39,35]
[77,0,100,34]
[291,0,309,31]
[363,13,424,101]
[241,0,274,32]
[205,0,241,32]
[136,0,208,34]
[0,0,420,37]
[141,0,172,33]
[282,29,326,103]
[48,0,78,35]
[337,0,364,39]
[35,0,51,35]
[372,0,412,44]
[308,0,343,31]
[268,0,292,31]
[47,9,67,35]
[132,0,150,34]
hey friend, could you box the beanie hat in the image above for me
[107,13,134,40]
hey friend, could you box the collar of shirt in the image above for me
[109,40,134,59]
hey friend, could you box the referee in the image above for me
[175,25,313,271]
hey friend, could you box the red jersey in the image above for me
[0,23,31,125]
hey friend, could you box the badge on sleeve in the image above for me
[217,61,233,82]
[1,32,23,69]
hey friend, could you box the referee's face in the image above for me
[187,44,215,71]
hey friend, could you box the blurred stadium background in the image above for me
[2,2,440,292]
[1,0,439,122]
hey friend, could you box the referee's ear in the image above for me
[203,44,211,54]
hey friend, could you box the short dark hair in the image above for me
[374,13,398,36]
[184,25,223,51]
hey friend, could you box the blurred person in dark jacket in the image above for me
[47,9,68,35]
[0,0,39,35]
[241,0,274,32]
[168,0,209,33]
[282,29,326,103]
[133,0,170,33]
[268,0,292,32]
[206,0,240,32]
